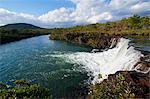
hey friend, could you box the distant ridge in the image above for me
[0,23,49,44]
[0,23,41,29]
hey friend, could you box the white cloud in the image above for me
[87,12,112,24]
[0,8,37,25]
[109,0,138,9]
[38,7,72,23]
[0,0,149,28]
[38,0,112,25]
[131,2,150,13]
[70,0,109,23]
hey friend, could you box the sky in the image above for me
[0,0,150,28]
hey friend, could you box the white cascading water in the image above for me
[52,38,143,84]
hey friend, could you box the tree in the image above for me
[128,15,141,29]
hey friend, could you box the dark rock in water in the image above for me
[91,49,100,53]
[138,49,150,56]
[109,37,119,49]
[0,83,7,89]
[134,54,150,73]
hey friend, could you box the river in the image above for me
[0,35,149,97]
[0,35,91,97]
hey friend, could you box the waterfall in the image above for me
[52,38,144,84]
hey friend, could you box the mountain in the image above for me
[0,23,41,29]
[0,23,50,44]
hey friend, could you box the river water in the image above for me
[0,35,91,97]
[0,35,149,97]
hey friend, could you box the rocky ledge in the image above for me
[90,52,150,98]
[134,50,150,73]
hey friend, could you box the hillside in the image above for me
[0,23,51,44]
[0,23,41,29]
[50,15,150,49]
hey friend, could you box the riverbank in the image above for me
[0,29,50,44]
[49,15,149,49]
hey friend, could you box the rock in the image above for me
[134,54,150,73]
[109,37,119,49]
[0,83,7,89]
[91,49,99,53]
[107,70,150,98]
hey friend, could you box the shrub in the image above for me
[90,73,135,99]
[0,80,51,99]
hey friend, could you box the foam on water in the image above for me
[52,38,143,84]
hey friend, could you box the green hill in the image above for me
[0,23,50,44]
[0,23,41,29]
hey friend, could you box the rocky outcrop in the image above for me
[134,54,150,73]
[89,50,150,98]
[50,31,121,49]
[107,70,150,98]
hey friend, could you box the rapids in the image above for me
[52,38,144,84]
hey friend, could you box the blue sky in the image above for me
[0,0,75,16]
[0,0,149,28]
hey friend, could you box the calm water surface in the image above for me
[130,37,150,52]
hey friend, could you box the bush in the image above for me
[89,74,135,99]
[0,80,51,99]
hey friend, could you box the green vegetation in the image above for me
[1,15,149,46]
[0,80,51,99]
[89,74,135,99]
[50,15,150,48]
[89,70,150,99]
[0,28,51,44]
[0,23,53,44]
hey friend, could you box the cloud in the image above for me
[87,12,112,23]
[0,0,149,28]
[0,8,37,25]
[38,7,73,23]
[131,1,150,14]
